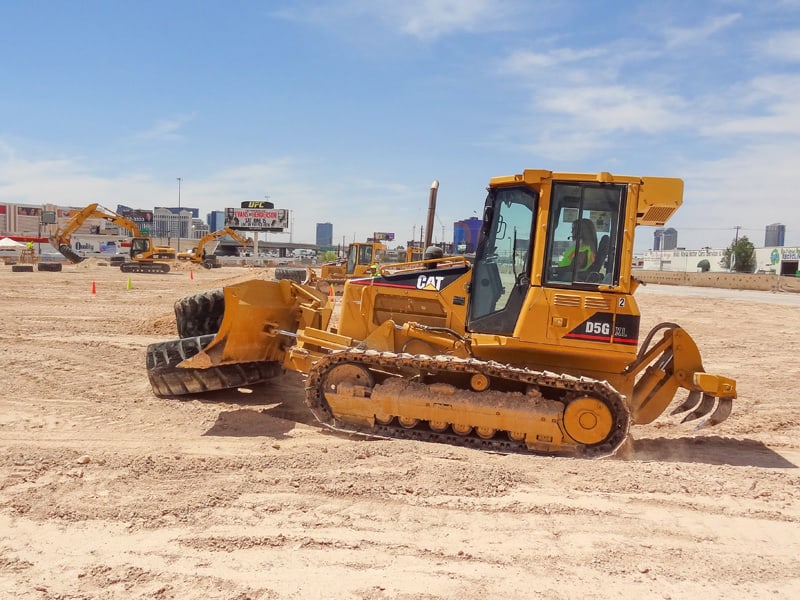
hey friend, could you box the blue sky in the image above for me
[1,0,799,252]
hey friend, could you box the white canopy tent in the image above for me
[0,237,26,249]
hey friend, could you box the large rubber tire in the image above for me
[275,267,306,283]
[37,263,63,272]
[11,265,34,272]
[174,289,225,338]
[146,335,282,398]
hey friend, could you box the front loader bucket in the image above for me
[58,244,85,264]
[178,279,330,370]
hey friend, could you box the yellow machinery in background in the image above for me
[176,227,251,269]
[50,203,176,273]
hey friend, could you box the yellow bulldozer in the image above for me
[279,241,428,293]
[146,169,736,458]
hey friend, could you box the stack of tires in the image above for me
[274,267,307,283]
[145,288,283,398]
[37,263,63,272]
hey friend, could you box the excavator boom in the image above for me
[50,203,143,263]
[177,226,251,268]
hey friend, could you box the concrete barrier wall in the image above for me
[634,270,800,293]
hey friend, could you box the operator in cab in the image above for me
[553,218,597,279]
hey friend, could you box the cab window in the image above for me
[467,186,536,335]
[545,183,625,286]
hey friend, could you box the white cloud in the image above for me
[760,29,800,62]
[663,13,741,48]
[132,113,197,142]
[384,0,511,39]
[536,85,690,134]
[501,47,608,71]
[273,0,522,40]
[666,140,800,249]
[701,75,800,135]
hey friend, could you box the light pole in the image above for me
[176,177,182,252]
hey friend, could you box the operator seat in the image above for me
[584,235,610,283]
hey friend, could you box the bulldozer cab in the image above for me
[345,242,382,276]
[466,176,625,336]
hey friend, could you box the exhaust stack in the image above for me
[424,180,439,249]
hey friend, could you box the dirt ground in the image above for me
[1,262,799,599]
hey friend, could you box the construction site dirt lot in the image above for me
[1,262,799,599]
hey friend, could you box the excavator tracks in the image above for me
[305,349,630,458]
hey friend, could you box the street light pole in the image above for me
[177,177,182,252]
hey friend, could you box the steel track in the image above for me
[305,348,630,459]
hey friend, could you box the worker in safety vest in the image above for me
[553,218,597,278]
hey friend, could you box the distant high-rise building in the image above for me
[765,223,785,247]
[316,222,333,246]
[453,217,482,253]
[654,227,679,250]
[654,227,678,251]
[208,211,225,232]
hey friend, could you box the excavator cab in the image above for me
[130,237,154,258]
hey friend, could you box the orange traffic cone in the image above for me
[329,284,334,298]
[91,281,96,294]
[190,270,194,280]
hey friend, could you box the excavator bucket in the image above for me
[57,244,86,263]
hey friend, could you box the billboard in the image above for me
[225,207,288,232]
[240,200,274,209]
[118,208,154,224]
[369,232,395,242]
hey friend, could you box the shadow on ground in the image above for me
[631,436,797,468]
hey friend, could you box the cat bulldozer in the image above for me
[146,169,736,458]
[51,203,176,273]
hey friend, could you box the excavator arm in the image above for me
[50,203,143,263]
[183,227,251,265]
[222,227,251,253]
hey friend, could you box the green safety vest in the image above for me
[559,244,595,271]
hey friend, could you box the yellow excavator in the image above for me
[50,203,177,273]
[146,169,736,458]
[176,227,251,269]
